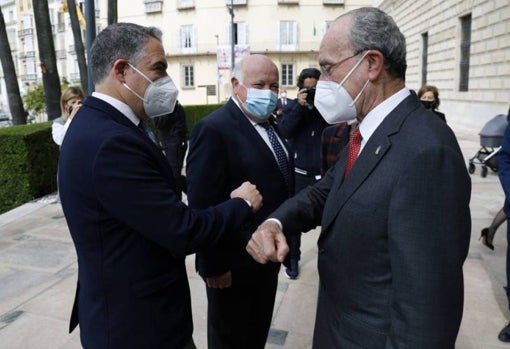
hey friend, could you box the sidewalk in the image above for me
[0,119,509,349]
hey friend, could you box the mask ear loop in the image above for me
[123,63,154,102]
[339,51,369,87]
[350,79,370,107]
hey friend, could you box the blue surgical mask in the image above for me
[241,85,278,120]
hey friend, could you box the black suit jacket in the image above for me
[271,92,471,348]
[186,99,294,277]
[58,96,252,349]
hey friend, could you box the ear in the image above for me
[366,50,384,81]
[113,59,130,82]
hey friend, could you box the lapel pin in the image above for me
[375,146,381,155]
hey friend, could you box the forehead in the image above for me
[318,17,351,63]
[138,37,166,65]
[243,59,279,83]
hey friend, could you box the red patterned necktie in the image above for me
[344,127,362,178]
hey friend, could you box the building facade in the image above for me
[116,0,372,106]
[3,0,508,128]
[377,0,510,128]
[0,0,95,120]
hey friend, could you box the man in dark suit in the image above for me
[58,23,262,349]
[496,105,510,342]
[186,54,293,349]
[154,100,188,200]
[247,7,471,348]
[278,67,330,279]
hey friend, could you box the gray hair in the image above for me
[344,7,407,80]
[90,22,162,85]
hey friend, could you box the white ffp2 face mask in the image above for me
[315,52,369,124]
[123,63,179,118]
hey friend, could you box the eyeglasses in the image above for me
[319,51,362,79]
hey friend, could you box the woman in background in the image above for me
[417,84,446,123]
[52,86,84,146]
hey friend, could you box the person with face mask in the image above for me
[186,54,294,349]
[247,7,471,348]
[278,68,331,279]
[58,23,262,349]
[417,84,447,123]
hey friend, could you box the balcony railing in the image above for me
[19,51,36,60]
[21,74,38,81]
[70,72,81,81]
[18,28,34,37]
[56,50,67,59]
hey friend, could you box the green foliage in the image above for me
[0,122,59,214]
[22,82,79,118]
[182,103,225,137]
[23,84,46,116]
[0,103,220,214]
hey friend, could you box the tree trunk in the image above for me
[32,0,61,120]
[0,6,26,125]
[67,0,88,93]
[108,0,117,25]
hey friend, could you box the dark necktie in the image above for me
[259,122,290,185]
[138,121,158,144]
[344,126,362,178]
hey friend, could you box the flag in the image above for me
[77,5,86,28]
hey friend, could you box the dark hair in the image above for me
[297,68,321,89]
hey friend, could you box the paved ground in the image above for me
[1,117,510,348]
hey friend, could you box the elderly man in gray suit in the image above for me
[247,7,471,349]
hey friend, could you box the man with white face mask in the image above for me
[247,7,471,348]
[186,54,294,349]
[58,23,262,349]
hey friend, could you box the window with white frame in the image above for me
[281,63,294,87]
[144,0,163,14]
[225,22,248,45]
[323,0,344,4]
[180,25,196,53]
[278,21,298,51]
[183,65,194,87]
[225,0,247,5]
[178,0,194,9]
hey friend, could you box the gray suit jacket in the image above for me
[272,92,471,348]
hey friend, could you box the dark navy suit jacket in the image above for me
[186,99,294,277]
[58,96,252,349]
[271,93,471,348]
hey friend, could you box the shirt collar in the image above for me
[359,87,410,146]
[92,92,141,126]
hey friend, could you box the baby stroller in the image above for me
[468,114,508,177]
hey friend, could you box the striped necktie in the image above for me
[259,122,290,186]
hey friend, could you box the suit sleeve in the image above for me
[386,145,471,348]
[92,132,252,258]
[499,123,510,213]
[278,100,305,139]
[186,121,234,277]
[272,161,334,234]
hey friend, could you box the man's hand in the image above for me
[230,181,263,212]
[206,271,232,289]
[247,220,289,264]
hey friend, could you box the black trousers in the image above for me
[289,173,321,260]
[206,268,279,349]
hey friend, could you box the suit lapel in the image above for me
[321,94,418,233]
[227,101,292,189]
